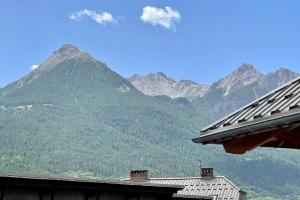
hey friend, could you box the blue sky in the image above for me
[1,0,300,87]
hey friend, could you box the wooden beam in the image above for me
[275,126,300,147]
[222,125,300,153]
[223,132,278,154]
[286,124,300,132]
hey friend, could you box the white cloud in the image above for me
[31,65,39,71]
[140,6,181,31]
[69,9,116,25]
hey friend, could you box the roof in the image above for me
[173,194,216,200]
[193,76,300,154]
[146,176,244,200]
[0,173,182,193]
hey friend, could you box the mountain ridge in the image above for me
[129,72,210,98]
[129,63,299,99]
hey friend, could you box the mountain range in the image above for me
[0,44,299,200]
[129,64,299,99]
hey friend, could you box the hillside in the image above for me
[0,44,300,199]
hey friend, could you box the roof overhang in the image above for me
[192,110,300,154]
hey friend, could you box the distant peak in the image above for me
[130,74,140,79]
[270,68,299,79]
[275,67,294,73]
[230,63,262,77]
[213,63,263,96]
[235,63,257,73]
[141,72,172,81]
[129,72,172,82]
[225,63,262,80]
[54,44,80,56]
[178,80,198,85]
[155,72,168,78]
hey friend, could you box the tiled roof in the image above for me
[147,176,243,200]
[193,76,300,145]
[173,194,216,200]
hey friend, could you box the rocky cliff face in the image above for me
[172,80,210,98]
[129,73,209,98]
[129,72,176,97]
[210,63,263,96]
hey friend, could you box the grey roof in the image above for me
[147,176,244,200]
[193,76,300,145]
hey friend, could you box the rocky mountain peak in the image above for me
[128,72,176,97]
[53,44,80,56]
[129,73,209,98]
[263,67,299,81]
[147,72,174,82]
[129,72,176,84]
[156,72,168,78]
[129,74,140,80]
[273,67,298,77]
[178,80,199,86]
[257,67,299,91]
[230,63,262,79]
[36,44,90,72]
[212,63,263,96]
[235,63,256,74]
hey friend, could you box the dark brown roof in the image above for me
[193,76,300,154]
[0,173,182,193]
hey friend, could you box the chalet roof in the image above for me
[193,76,300,153]
[147,176,244,200]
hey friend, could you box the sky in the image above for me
[1,0,300,87]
